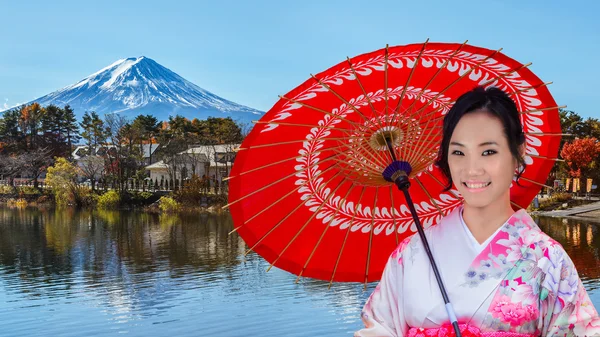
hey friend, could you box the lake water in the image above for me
[0,207,598,337]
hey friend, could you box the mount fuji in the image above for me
[19,56,264,123]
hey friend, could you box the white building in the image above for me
[145,144,238,183]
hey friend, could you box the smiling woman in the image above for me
[355,86,600,337]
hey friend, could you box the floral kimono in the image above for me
[355,206,600,337]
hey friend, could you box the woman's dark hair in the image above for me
[435,86,526,191]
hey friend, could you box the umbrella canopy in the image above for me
[226,41,562,287]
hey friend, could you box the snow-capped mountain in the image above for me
[21,56,263,123]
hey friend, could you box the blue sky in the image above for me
[1,0,598,118]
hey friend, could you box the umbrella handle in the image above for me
[396,176,462,337]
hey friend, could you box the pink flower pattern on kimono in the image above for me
[570,283,600,337]
[489,295,538,326]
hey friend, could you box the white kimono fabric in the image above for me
[355,206,600,337]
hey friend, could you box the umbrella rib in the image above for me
[393,38,430,115]
[224,144,348,181]
[278,95,364,128]
[364,186,379,290]
[328,186,367,289]
[511,201,523,210]
[508,82,553,96]
[229,164,340,235]
[331,145,386,177]
[236,136,366,150]
[266,175,349,272]
[519,105,567,115]
[480,62,533,87]
[525,132,571,136]
[294,182,357,283]
[424,171,463,202]
[223,152,342,209]
[415,177,445,219]
[347,57,379,118]
[527,154,564,162]
[244,171,345,257]
[384,44,401,162]
[310,75,372,125]
[251,120,338,129]
[403,123,443,167]
[519,176,553,189]
[336,124,392,167]
[403,40,468,116]
[334,136,389,171]
[406,141,441,172]
[390,186,399,246]
[405,47,504,121]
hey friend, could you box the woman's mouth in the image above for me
[462,181,491,192]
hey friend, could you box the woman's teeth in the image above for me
[464,182,490,189]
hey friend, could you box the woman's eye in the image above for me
[482,150,497,156]
[451,150,463,156]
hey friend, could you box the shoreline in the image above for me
[531,200,600,223]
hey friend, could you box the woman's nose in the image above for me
[467,158,484,175]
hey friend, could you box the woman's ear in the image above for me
[516,143,526,169]
[518,143,526,159]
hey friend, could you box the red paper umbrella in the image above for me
[225,41,562,288]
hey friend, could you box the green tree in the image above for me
[80,111,106,156]
[61,105,80,155]
[132,114,160,164]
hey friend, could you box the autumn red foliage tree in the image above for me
[560,137,600,178]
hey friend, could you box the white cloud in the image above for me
[3,98,8,110]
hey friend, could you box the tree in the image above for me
[0,154,25,187]
[61,105,80,155]
[560,137,600,178]
[132,114,160,164]
[21,147,53,189]
[0,108,23,153]
[45,157,80,207]
[80,111,106,156]
[79,156,105,191]
[19,103,45,150]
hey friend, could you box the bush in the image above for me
[0,185,14,194]
[173,175,204,205]
[35,195,51,204]
[159,196,180,213]
[17,186,40,195]
[549,192,572,203]
[97,190,120,209]
[75,186,99,207]
[7,198,27,208]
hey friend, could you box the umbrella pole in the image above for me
[383,141,462,337]
[396,178,461,337]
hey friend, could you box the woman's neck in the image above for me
[462,200,515,244]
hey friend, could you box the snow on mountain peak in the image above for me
[16,56,263,123]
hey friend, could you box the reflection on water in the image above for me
[0,207,369,337]
[0,207,598,336]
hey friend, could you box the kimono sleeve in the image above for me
[354,240,409,337]
[539,243,600,337]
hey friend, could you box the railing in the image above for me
[0,178,228,195]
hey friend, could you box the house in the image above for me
[71,143,160,182]
[145,144,239,183]
[71,144,160,164]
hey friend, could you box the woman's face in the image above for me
[447,110,517,210]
